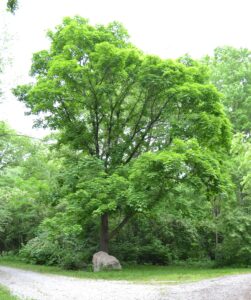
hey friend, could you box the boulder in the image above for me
[92,251,122,272]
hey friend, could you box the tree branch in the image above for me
[109,213,135,240]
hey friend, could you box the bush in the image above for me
[216,212,251,266]
[109,242,139,264]
[58,250,90,270]
[19,234,91,269]
[137,243,171,265]
[19,236,60,265]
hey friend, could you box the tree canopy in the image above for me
[14,17,231,252]
[15,17,230,164]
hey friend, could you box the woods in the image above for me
[1,16,251,270]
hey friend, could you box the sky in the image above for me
[1,0,251,138]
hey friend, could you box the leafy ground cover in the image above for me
[0,257,250,283]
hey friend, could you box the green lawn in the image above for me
[0,257,250,283]
[0,286,19,300]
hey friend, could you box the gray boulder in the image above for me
[92,251,122,272]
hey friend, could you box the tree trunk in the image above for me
[100,213,109,253]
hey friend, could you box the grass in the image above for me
[0,256,251,283]
[0,286,19,300]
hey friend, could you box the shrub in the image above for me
[137,243,171,265]
[19,234,91,269]
[20,236,60,265]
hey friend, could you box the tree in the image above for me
[217,141,251,265]
[6,0,18,13]
[229,134,251,207]
[204,46,251,135]
[0,123,57,252]
[203,47,251,264]
[0,121,32,171]
[14,17,231,253]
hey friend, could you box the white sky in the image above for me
[1,0,251,138]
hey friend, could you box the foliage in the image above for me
[214,135,251,266]
[13,16,231,253]
[6,0,18,13]
[2,15,250,270]
[20,232,89,269]
[205,46,251,135]
[230,134,251,207]
[217,211,251,266]
[203,47,251,266]
[14,17,230,164]
[0,124,58,252]
[128,139,232,224]
[0,121,31,171]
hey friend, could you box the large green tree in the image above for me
[14,17,231,252]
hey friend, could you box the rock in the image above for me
[92,251,122,272]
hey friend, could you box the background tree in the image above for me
[0,123,57,252]
[204,47,251,265]
[0,121,31,170]
[213,134,251,265]
[204,46,251,136]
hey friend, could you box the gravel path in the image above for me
[0,266,251,300]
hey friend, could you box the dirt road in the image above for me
[0,266,251,300]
